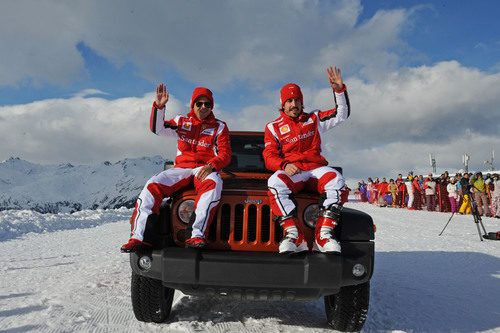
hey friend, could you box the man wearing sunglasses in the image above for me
[263,66,350,253]
[121,84,231,252]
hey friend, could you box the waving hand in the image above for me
[326,66,344,92]
[155,83,169,108]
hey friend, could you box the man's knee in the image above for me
[268,170,288,188]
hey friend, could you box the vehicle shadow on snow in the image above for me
[368,251,500,332]
[170,296,329,329]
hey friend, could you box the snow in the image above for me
[0,202,499,332]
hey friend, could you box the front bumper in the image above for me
[130,241,374,300]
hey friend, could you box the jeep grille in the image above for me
[206,203,282,251]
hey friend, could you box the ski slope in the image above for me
[0,202,499,332]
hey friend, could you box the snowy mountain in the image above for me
[0,156,170,213]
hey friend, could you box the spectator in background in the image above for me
[438,174,450,212]
[485,173,493,185]
[406,174,415,210]
[396,174,406,207]
[367,178,374,204]
[485,173,494,198]
[418,175,424,187]
[473,172,490,216]
[460,173,470,203]
[459,177,472,215]
[388,179,398,207]
[378,178,389,207]
[423,174,437,211]
[447,178,459,213]
[491,174,500,218]
[413,175,423,210]
[358,181,368,202]
[455,173,462,196]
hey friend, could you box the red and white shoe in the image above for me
[313,216,341,253]
[278,217,308,253]
[120,238,152,253]
[185,237,207,248]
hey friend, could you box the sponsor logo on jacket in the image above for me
[182,122,192,131]
[284,130,315,144]
[279,125,290,135]
[201,127,215,135]
[180,135,211,148]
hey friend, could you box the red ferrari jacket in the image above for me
[150,102,231,171]
[263,86,350,171]
[378,182,389,196]
[413,178,422,193]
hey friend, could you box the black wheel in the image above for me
[324,281,370,332]
[131,271,174,323]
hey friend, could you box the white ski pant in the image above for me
[131,167,222,240]
[267,166,345,217]
[406,183,414,208]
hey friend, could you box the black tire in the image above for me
[324,281,370,332]
[131,272,174,323]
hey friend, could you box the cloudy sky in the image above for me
[1,0,499,182]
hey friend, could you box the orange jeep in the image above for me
[128,131,375,332]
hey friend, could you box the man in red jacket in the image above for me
[121,84,232,252]
[263,66,350,253]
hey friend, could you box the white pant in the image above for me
[267,166,345,216]
[131,167,222,240]
[406,183,414,208]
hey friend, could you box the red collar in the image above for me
[280,110,308,123]
[187,110,216,124]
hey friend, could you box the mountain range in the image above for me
[0,156,170,213]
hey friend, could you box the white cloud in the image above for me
[1,62,499,181]
[0,0,414,89]
[72,89,109,98]
[0,92,183,164]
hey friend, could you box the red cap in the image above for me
[280,83,303,108]
[190,87,214,109]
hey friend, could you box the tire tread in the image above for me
[131,272,174,323]
[324,281,370,332]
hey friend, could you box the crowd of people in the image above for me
[355,171,500,218]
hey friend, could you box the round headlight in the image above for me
[178,199,195,224]
[303,204,319,229]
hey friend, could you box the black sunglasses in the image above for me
[195,101,212,108]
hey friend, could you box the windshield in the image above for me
[225,134,270,173]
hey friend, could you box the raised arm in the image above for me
[150,83,179,137]
[315,66,350,133]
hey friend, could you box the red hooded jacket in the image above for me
[263,86,350,171]
[149,102,231,171]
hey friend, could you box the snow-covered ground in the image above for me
[0,202,499,332]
